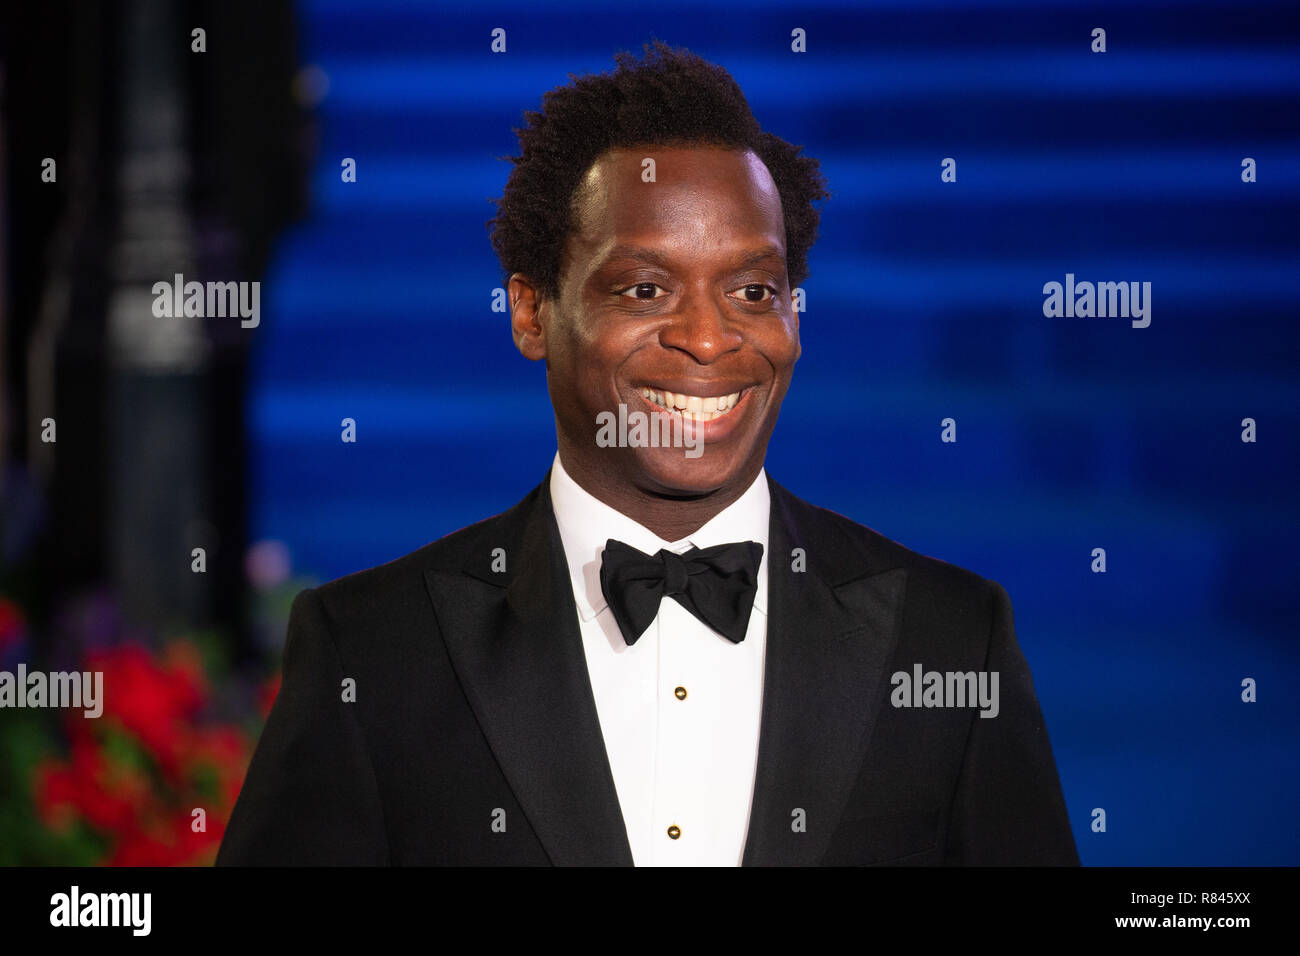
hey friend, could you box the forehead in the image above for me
[568,146,784,248]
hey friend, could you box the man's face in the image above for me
[512,145,800,502]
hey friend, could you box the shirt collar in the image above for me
[549,452,770,622]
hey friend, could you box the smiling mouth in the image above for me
[638,386,747,423]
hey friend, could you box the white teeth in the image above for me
[641,388,743,420]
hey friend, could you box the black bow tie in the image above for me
[598,538,764,646]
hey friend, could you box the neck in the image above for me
[557,450,762,542]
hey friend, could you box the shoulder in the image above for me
[769,476,997,617]
[304,481,544,621]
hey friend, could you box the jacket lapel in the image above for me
[741,477,908,865]
[423,474,634,865]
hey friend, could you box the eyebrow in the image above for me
[598,244,786,272]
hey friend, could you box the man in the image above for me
[218,40,1077,866]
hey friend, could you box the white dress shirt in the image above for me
[548,452,770,866]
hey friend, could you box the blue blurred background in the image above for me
[244,0,1300,866]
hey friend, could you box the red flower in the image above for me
[29,637,257,866]
[107,809,223,867]
[182,725,253,808]
[80,643,207,781]
[35,735,147,833]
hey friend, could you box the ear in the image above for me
[508,273,548,361]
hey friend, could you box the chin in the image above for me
[628,446,750,498]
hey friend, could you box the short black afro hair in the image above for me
[487,39,830,303]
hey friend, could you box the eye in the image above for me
[730,283,776,304]
[616,282,670,300]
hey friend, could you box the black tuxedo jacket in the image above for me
[217,471,1078,866]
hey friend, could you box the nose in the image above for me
[657,292,744,364]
